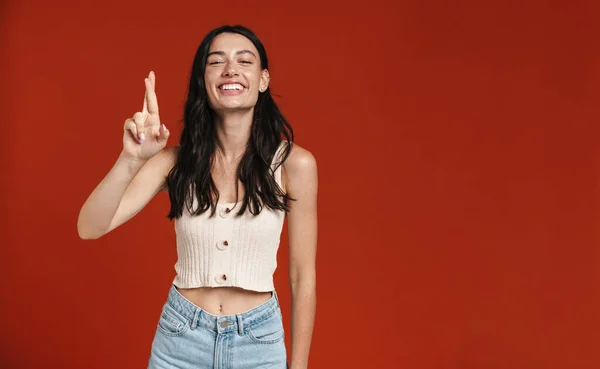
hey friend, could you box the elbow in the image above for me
[77,225,99,240]
[78,230,98,240]
[77,216,103,240]
[289,269,317,290]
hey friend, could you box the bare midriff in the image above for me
[175,286,272,316]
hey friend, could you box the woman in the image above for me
[77,25,318,369]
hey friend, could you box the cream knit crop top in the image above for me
[171,141,288,292]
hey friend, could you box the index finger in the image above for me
[144,76,159,115]
[142,81,148,113]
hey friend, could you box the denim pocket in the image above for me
[246,311,284,344]
[157,303,189,337]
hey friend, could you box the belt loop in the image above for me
[273,290,280,306]
[236,314,244,336]
[191,308,200,331]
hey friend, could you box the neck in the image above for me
[214,109,253,162]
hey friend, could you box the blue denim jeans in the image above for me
[147,284,288,369]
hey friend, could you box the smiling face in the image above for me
[204,32,270,114]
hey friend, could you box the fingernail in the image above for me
[162,124,166,131]
[139,133,145,142]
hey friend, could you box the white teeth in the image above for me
[220,83,243,90]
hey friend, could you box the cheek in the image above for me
[205,68,222,85]
[248,77,262,92]
[204,78,220,103]
[204,74,214,89]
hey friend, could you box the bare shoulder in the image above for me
[158,145,180,163]
[284,142,317,171]
[149,145,179,173]
[282,142,318,195]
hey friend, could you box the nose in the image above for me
[223,62,239,77]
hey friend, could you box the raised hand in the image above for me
[122,71,170,161]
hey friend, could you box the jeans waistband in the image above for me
[165,283,281,334]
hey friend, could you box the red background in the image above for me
[1,0,599,368]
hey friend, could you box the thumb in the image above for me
[157,123,170,143]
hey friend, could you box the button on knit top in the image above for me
[172,141,288,292]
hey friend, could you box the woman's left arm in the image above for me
[284,145,318,369]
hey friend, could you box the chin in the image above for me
[214,104,254,114]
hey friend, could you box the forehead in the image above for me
[209,32,258,55]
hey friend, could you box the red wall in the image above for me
[2,1,599,368]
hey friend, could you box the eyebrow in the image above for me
[207,50,257,58]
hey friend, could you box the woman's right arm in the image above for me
[77,71,172,240]
[77,146,176,240]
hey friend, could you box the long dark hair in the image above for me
[166,25,294,220]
